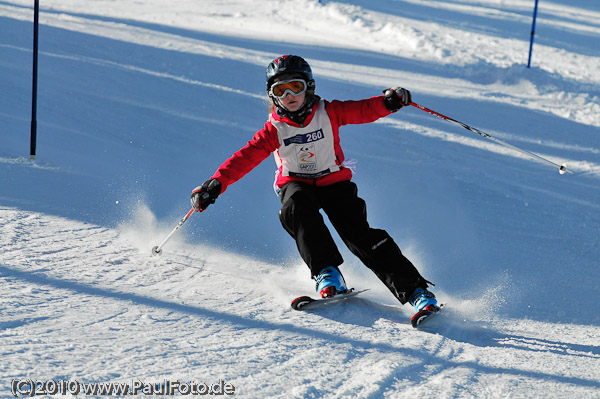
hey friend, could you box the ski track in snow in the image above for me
[2,207,600,397]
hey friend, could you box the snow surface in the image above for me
[1,0,600,397]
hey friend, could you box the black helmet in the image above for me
[266,55,315,94]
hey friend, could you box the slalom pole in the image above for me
[30,0,39,160]
[527,0,540,68]
[151,208,195,256]
[410,102,571,175]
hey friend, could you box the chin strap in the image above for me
[275,96,317,125]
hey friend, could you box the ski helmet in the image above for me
[266,55,315,95]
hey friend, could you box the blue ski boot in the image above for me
[409,287,438,312]
[315,266,347,298]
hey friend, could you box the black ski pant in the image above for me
[278,180,429,304]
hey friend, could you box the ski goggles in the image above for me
[269,79,307,98]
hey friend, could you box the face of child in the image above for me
[279,91,306,112]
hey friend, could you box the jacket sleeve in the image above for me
[211,122,279,194]
[325,95,393,127]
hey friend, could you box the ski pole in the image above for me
[410,102,571,175]
[151,208,195,256]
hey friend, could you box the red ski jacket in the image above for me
[211,95,393,194]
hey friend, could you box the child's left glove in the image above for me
[191,178,222,212]
[383,87,412,112]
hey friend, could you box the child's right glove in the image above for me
[191,178,222,212]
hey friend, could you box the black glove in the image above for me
[383,87,412,112]
[191,178,222,212]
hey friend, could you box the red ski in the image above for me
[291,288,369,310]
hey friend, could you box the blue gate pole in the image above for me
[527,0,540,68]
[30,0,39,160]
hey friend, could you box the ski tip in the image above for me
[411,310,430,328]
[291,296,314,310]
[411,304,443,328]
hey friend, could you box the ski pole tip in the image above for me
[151,246,162,256]
[559,163,571,175]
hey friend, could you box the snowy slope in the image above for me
[2,0,600,397]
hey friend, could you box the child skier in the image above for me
[191,55,438,314]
